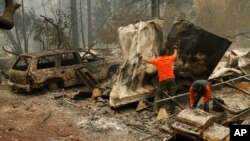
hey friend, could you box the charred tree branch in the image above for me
[40,15,62,49]
[2,46,19,56]
[0,0,21,30]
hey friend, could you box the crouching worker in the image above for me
[190,80,212,112]
[142,46,178,114]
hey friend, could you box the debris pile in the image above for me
[210,49,250,79]
[214,92,250,113]
[166,20,231,90]
[172,109,229,141]
[109,19,232,107]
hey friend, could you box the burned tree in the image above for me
[0,0,20,30]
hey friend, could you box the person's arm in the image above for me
[142,58,151,64]
[142,58,157,65]
[173,45,178,57]
[190,85,196,106]
[203,84,212,104]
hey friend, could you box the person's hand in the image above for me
[173,45,178,49]
[198,104,204,109]
[190,105,196,109]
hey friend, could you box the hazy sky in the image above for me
[16,0,60,16]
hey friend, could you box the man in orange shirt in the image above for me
[189,80,212,112]
[142,46,178,113]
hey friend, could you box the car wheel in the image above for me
[47,81,59,91]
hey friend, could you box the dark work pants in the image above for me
[198,102,210,112]
[153,78,177,113]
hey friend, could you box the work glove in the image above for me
[198,104,204,109]
[190,105,196,109]
[173,45,179,49]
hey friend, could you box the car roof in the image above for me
[20,49,78,58]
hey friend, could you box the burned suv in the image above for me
[8,49,120,92]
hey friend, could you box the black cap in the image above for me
[193,83,203,92]
[159,48,167,56]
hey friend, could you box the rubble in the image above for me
[214,90,250,113]
[210,49,250,79]
[202,123,229,141]
[110,19,232,107]
[172,109,230,141]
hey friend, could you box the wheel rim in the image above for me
[48,82,58,90]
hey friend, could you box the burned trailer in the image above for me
[166,20,232,91]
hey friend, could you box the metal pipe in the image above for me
[221,108,250,125]
[163,91,184,109]
[156,74,250,105]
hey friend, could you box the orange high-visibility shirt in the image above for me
[190,83,212,105]
[148,55,176,81]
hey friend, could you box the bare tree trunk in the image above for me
[21,0,28,53]
[0,0,20,30]
[14,25,22,49]
[70,0,80,49]
[79,0,86,49]
[40,15,62,49]
[49,0,58,22]
[152,0,160,18]
[87,0,92,48]
[5,31,22,54]
[58,0,61,16]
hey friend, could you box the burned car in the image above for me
[8,49,121,92]
[79,49,121,80]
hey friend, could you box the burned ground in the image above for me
[0,76,249,141]
[0,83,175,141]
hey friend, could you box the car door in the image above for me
[9,56,31,85]
[33,55,59,84]
[59,52,82,86]
[83,52,108,80]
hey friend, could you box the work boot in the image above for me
[156,107,169,120]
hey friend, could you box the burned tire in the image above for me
[46,79,64,91]
[48,82,59,90]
